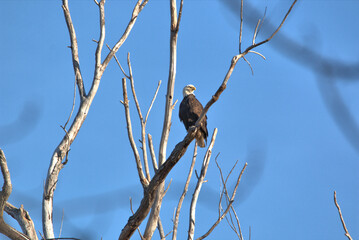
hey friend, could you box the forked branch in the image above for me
[196,163,247,240]
[43,0,149,238]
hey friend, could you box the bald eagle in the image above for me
[179,85,208,148]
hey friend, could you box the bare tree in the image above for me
[0,0,299,239]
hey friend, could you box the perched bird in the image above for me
[179,84,208,148]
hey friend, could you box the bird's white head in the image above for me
[183,84,196,97]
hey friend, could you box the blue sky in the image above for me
[0,0,358,240]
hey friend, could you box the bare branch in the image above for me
[121,78,149,187]
[163,179,173,196]
[145,80,162,124]
[126,53,151,182]
[334,191,353,240]
[243,56,254,75]
[217,158,238,215]
[248,50,266,60]
[238,0,243,53]
[172,142,198,240]
[139,0,149,11]
[256,7,267,38]
[61,0,86,100]
[0,149,12,218]
[224,205,238,238]
[87,0,106,101]
[176,0,184,32]
[188,129,218,240]
[94,0,105,71]
[216,159,242,239]
[106,44,130,79]
[230,205,243,240]
[196,163,247,240]
[148,134,158,171]
[59,209,64,239]
[0,149,31,240]
[252,19,261,45]
[127,52,144,123]
[63,74,77,130]
[4,203,38,240]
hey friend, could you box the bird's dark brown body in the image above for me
[179,94,208,147]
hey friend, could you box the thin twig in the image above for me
[216,159,242,239]
[243,56,254,75]
[106,44,130,78]
[127,52,144,124]
[176,0,184,32]
[239,0,243,53]
[334,191,353,240]
[148,134,158,171]
[249,50,266,60]
[252,19,261,45]
[59,209,64,238]
[163,179,173,196]
[256,7,267,37]
[145,80,162,124]
[217,159,238,216]
[164,230,173,239]
[230,205,243,240]
[63,76,77,130]
[225,208,239,238]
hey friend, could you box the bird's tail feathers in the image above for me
[196,131,206,148]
